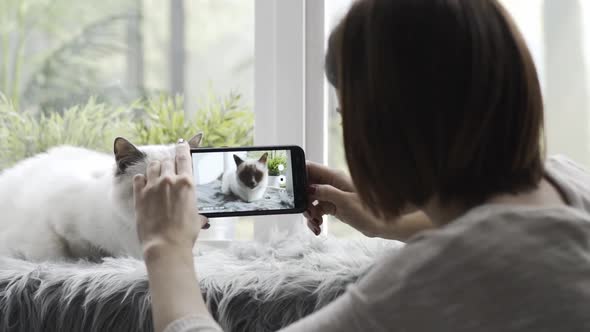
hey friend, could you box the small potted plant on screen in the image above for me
[267,152,287,187]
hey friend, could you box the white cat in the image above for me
[0,134,202,262]
[221,153,269,202]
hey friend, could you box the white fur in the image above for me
[0,143,179,262]
[221,160,268,203]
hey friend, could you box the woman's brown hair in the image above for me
[326,0,544,218]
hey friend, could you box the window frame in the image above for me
[252,0,326,241]
[200,0,326,245]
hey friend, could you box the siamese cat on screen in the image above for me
[0,134,203,262]
[221,153,269,202]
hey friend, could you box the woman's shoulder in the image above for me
[348,156,590,330]
[366,203,590,277]
[359,155,590,291]
[546,154,590,174]
[546,154,590,211]
[353,204,590,330]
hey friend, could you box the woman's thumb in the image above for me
[309,184,344,203]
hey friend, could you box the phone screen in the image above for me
[191,147,306,217]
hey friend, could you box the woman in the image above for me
[134,0,590,331]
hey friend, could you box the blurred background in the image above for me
[0,0,257,240]
[0,0,254,112]
[2,0,590,239]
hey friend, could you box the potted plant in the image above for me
[267,152,287,187]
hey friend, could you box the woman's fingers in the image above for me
[199,214,210,230]
[304,202,336,236]
[305,185,339,224]
[304,209,323,225]
[306,161,355,192]
[133,174,147,197]
[197,215,210,230]
[199,216,209,227]
[308,184,346,208]
[306,161,335,185]
[175,141,193,176]
[146,160,161,183]
[161,158,174,177]
[303,202,336,226]
[314,217,323,226]
[308,201,337,219]
[307,219,321,236]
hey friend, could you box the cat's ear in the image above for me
[188,133,203,149]
[113,137,145,174]
[233,154,244,167]
[259,152,268,164]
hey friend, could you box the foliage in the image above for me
[0,1,256,170]
[133,94,193,145]
[194,90,254,148]
[267,153,287,176]
[0,95,36,169]
[135,90,254,148]
[0,94,134,169]
[0,90,254,170]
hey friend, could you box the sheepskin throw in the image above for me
[0,236,402,332]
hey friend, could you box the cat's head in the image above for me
[110,133,203,220]
[234,152,268,189]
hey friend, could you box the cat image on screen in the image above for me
[221,153,269,202]
[0,134,203,262]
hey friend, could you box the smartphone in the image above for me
[191,146,308,218]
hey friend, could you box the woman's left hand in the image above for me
[133,140,208,257]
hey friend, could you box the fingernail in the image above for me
[307,186,317,195]
[307,222,316,234]
[314,227,321,236]
[177,138,185,144]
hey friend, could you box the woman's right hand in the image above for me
[304,161,435,241]
[304,161,389,238]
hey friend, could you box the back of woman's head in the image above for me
[326,0,544,218]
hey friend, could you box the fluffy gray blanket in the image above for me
[197,180,295,212]
[0,236,402,332]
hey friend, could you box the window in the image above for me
[5,0,588,242]
[323,0,358,238]
[0,0,255,241]
[499,0,590,169]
